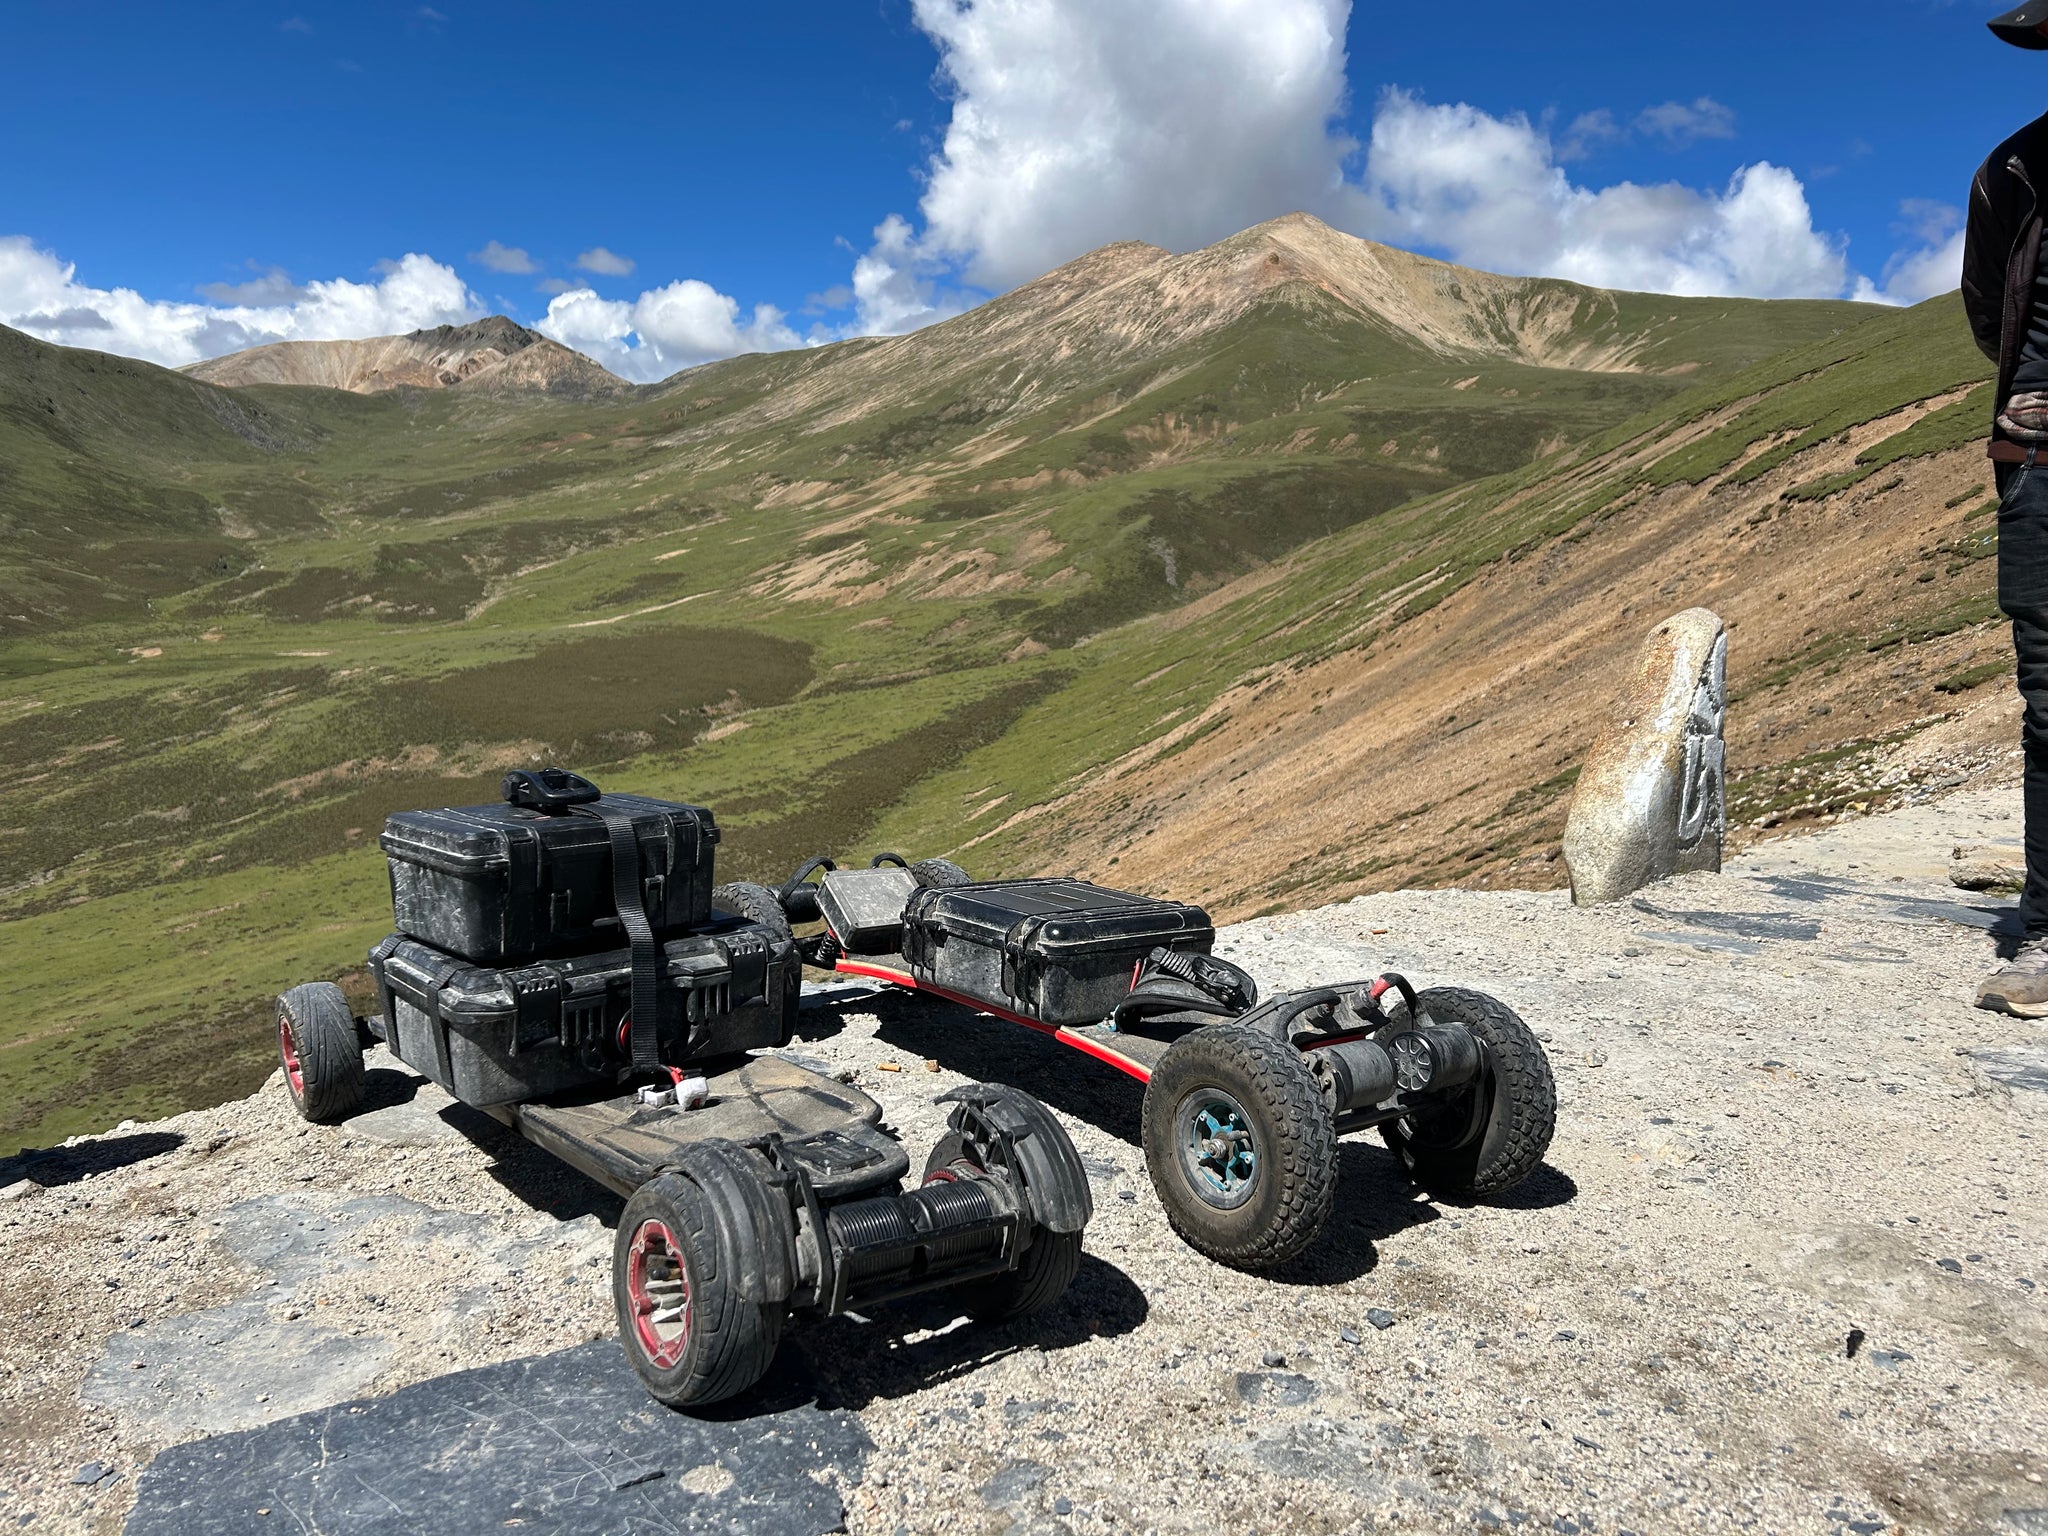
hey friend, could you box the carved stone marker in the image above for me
[1562,608,1727,906]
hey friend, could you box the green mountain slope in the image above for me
[0,215,1913,1153]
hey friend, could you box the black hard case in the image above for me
[901,879,1214,1026]
[816,867,922,954]
[380,794,719,967]
[367,917,794,1107]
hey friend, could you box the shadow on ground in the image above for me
[0,1130,185,1189]
[814,986,1145,1142]
[730,1250,1148,1417]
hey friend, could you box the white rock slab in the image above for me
[1562,608,1726,906]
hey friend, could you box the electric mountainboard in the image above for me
[274,769,1092,1409]
[730,854,1558,1271]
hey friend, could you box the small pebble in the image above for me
[1936,1258,1962,1274]
[70,1464,105,1487]
[876,1062,903,1073]
[1260,1350,1286,1368]
[1367,1309,1397,1331]
[1117,1190,1136,1203]
[970,1391,985,1408]
[1339,1326,1361,1345]
[1053,1496,1073,1515]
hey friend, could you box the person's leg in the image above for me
[1978,457,2048,1014]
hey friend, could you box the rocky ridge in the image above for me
[647,212,1864,438]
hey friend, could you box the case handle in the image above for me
[501,766,601,813]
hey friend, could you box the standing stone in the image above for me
[1562,609,1727,906]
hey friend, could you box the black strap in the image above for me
[366,934,403,1048]
[574,799,666,1072]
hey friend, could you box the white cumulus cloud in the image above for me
[0,238,482,366]
[535,279,800,382]
[1354,89,1851,300]
[843,1,1950,326]
[1852,200,1966,306]
[905,0,1354,294]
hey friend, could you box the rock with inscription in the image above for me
[1563,609,1727,906]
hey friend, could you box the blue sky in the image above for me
[0,1,2028,380]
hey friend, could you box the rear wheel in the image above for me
[276,982,365,1123]
[1380,987,1555,1201]
[1142,1023,1336,1270]
[613,1171,784,1408]
[923,1134,1081,1320]
[911,858,972,889]
[713,881,801,1044]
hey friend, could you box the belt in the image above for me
[1989,440,2041,464]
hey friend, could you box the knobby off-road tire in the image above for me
[613,1170,785,1409]
[923,1133,1082,1321]
[1142,1023,1337,1270]
[1381,986,1555,1202]
[911,858,972,889]
[713,881,802,1044]
[276,982,365,1123]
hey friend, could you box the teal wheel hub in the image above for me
[1173,1089,1258,1210]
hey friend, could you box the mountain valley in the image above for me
[0,213,2000,1152]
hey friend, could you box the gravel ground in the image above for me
[2,789,2045,1535]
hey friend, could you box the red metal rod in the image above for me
[831,957,1155,1082]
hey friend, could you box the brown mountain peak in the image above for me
[182,315,631,398]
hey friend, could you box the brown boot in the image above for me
[1976,938,2048,1018]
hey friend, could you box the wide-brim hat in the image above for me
[1991,2,2048,48]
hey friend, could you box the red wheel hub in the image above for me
[626,1219,691,1370]
[278,1015,305,1098]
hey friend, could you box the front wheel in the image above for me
[613,1172,784,1408]
[923,1134,1081,1320]
[276,982,365,1123]
[1380,987,1555,1201]
[1141,1023,1337,1270]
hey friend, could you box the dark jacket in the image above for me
[1964,111,2048,439]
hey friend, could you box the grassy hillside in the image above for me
[0,218,1951,1154]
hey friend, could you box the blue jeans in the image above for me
[1998,456,2048,936]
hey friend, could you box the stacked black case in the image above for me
[380,794,720,966]
[370,782,790,1104]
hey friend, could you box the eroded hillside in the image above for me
[867,296,2003,912]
